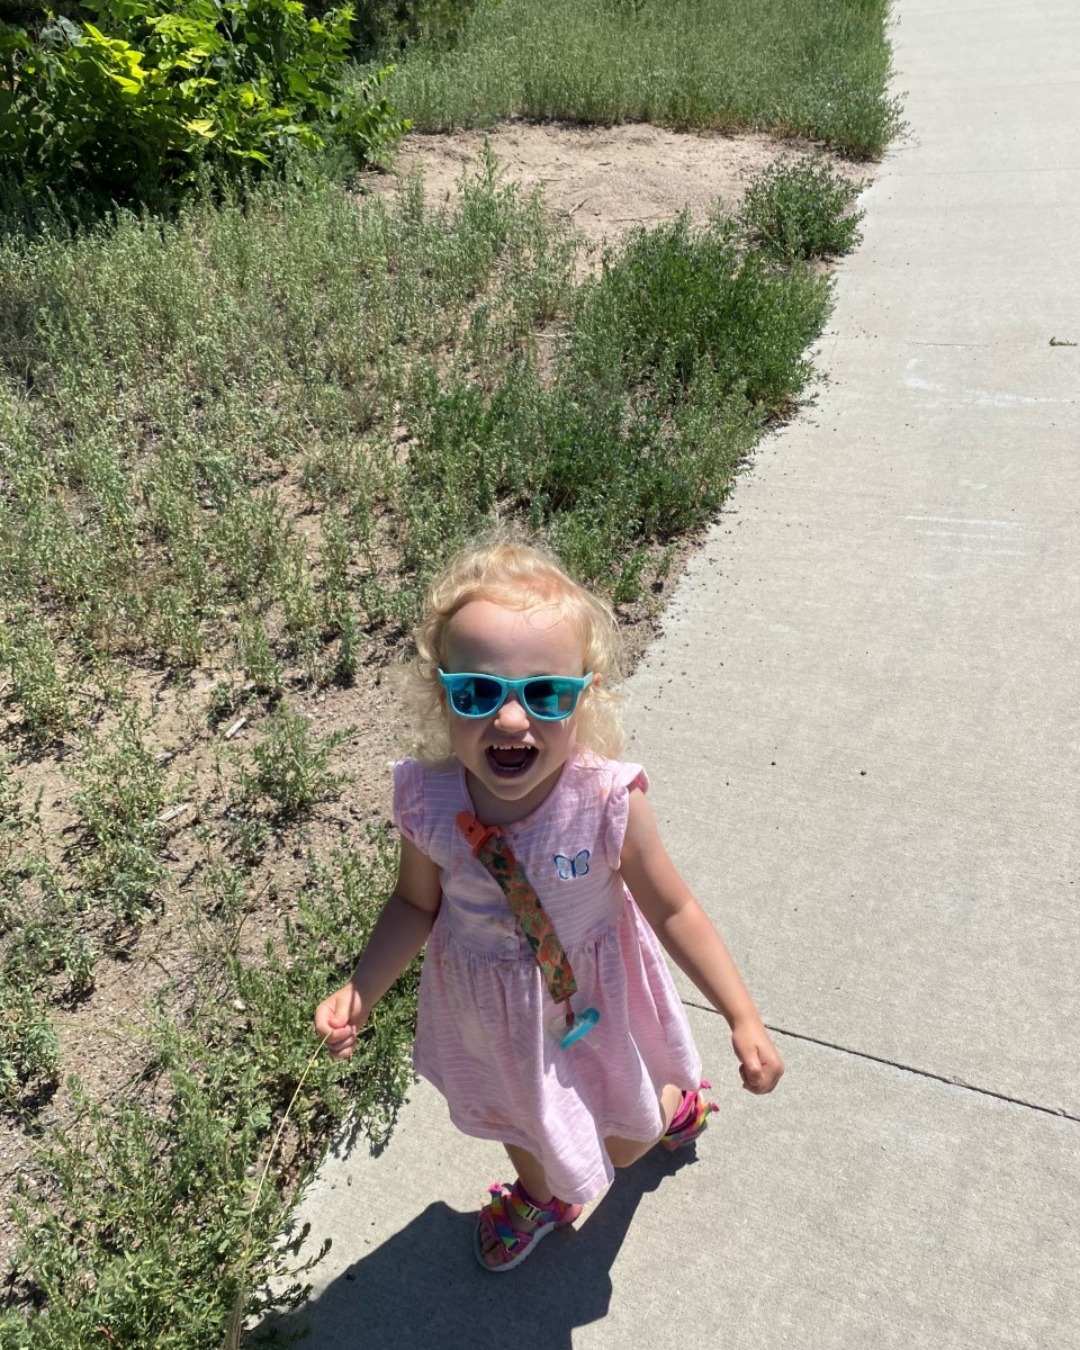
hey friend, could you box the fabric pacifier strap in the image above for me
[456,811,577,1004]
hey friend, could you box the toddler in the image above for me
[315,536,783,1271]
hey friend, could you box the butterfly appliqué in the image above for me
[553,849,590,880]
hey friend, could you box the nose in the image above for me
[493,692,530,732]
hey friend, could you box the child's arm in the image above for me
[618,789,784,1094]
[314,836,442,1061]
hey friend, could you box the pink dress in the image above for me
[393,751,703,1204]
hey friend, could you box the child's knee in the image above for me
[604,1135,652,1169]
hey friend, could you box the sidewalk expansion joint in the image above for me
[683,999,1080,1125]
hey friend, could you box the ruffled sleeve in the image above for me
[601,760,649,870]
[392,758,426,852]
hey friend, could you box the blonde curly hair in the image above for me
[407,534,625,763]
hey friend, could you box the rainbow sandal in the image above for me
[474,1180,582,1272]
[661,1080,718,1151]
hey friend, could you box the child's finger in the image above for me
[315,988,361,1036]
[747,1040,782,1088]
[743,1048,783,1093]
[324,1025,357,1058]
[738,1043,764,1088]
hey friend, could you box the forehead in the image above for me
[444,599,583,674]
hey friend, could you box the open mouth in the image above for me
[486,745,538,776]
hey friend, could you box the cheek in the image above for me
[447,715,482,758]
[550,718,578,756]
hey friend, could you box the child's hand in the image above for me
[731,1016,785,1094]
[314,982,368,1061]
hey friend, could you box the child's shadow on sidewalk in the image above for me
[257,1147,697,1350]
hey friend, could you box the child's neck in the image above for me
[464,762,569,826]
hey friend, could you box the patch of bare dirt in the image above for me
[369,121,862,260]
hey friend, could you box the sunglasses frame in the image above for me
[437,670,594,722]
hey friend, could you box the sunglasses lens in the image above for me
[523,679,578,719]
[448,675,503,717]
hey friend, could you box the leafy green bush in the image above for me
[741,156,865,262]
[0,0,409,207]
[570,210,830,407]
[0,0,80,35]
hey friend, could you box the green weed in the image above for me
[571,210,830,406]
[224,813,274,869]
[0,754,96,1010]
[239,705,352,820]
[0,610,73,746]
[70,711,169,931]
[741,156,865,262]
[0,989,60,1112]
[279,542,323,669]
[385,200,827,602]
[237,613,285,701]
[2,859,97,1002]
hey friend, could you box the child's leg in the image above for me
[476,1143,574,1270]
[504,1143,553,1204]
[603,1083,684,1168]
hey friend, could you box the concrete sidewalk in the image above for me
[263,2,1080,1344]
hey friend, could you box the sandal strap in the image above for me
[480,1181,571,1253]
[482,1186,524,1252]
[663,1081,718,1146]
[514,1197,549,1223]
[506,1180,571,1225]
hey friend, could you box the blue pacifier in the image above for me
[548,1003,600,1049]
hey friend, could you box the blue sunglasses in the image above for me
[438,670,594,722]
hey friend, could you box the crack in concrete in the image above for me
[904,339,991,348]
[683,999,1080,1124]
